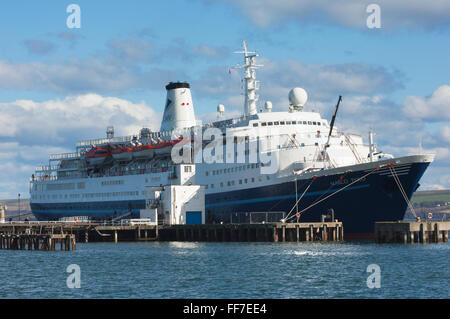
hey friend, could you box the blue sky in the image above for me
[0,0,449,198]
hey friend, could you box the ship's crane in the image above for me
[323,95,342,168]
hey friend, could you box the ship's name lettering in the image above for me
[330,177,365,186]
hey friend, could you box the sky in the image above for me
[0,0,449,198]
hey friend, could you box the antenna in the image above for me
[233,40,263,116]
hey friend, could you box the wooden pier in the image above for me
[375,221,449,244]
[0,233,76,251]
[0,222,158,246]
[0,221,343,247]
[158,222,344,242]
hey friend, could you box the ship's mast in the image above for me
[233,41,262,116]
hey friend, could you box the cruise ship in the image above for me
[29,42,434,237]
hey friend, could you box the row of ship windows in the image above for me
[205,163,261,176]
[35,182,86,192]
[253,120,323,127]
[101,180,124,186]
[31,190,140,200]
[205,175,270,189]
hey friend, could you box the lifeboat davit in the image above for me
[132,144,154,159]
[86,146,111,165]
[112,146,133,161]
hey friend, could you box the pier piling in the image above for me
[375,221,450,244]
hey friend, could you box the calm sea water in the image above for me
[0,241,448,299]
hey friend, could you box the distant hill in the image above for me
[411,189,450,205]
[406,189,450,220]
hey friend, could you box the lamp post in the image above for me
[18,193,20,222]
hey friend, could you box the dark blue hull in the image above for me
[31,159,430,236]
[205,161,430,236]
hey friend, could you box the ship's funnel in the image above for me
[160,82,196,132]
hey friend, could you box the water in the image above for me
[0,241,448,298]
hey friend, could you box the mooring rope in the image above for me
[388,165,417,218]
[284,177,316,221]
[285,166,379,222]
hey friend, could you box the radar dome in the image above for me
[288,87,308,110]
[217,104,225,113]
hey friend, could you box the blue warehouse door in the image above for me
[186,211,202,224]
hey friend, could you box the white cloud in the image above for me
[194,58,402,105]
[441,126,450,143]
[0,94,161,144]
[402,85,450,121]
[24,39,55,55]
[192,45,228,58]
[0,59,143,93]
[0,94,162,198]
[222,0,450,30]
[107,38,155,63]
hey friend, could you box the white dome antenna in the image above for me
[288,87,308,111]
[217,104,225,119]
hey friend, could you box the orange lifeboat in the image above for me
[132,144,154,159]
[86,146,111,165]
[111,146,133,161]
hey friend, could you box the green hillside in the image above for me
[411,190,450,205]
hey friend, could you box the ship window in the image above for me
[280,121,285,125]
[266,176,270,180]
[303,121,307,124]
[313,121,317,125]
[220,182,223,187]
[268,122,273,126]
[251,178,255,182]
[205,185,208,189]
[308,121,312,125]
[205,171,209,176]
[239,179,242,184]
[261,122,267,126]
[318,122,321,126]
[184,165,192,173]
[286,121,291,124]
[244,179,248,183]
[211,184,214,188]
[253,123,258,127]
[292,121,296,124]
[274,121,279,125]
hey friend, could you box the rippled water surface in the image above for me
[0,241,448,298]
